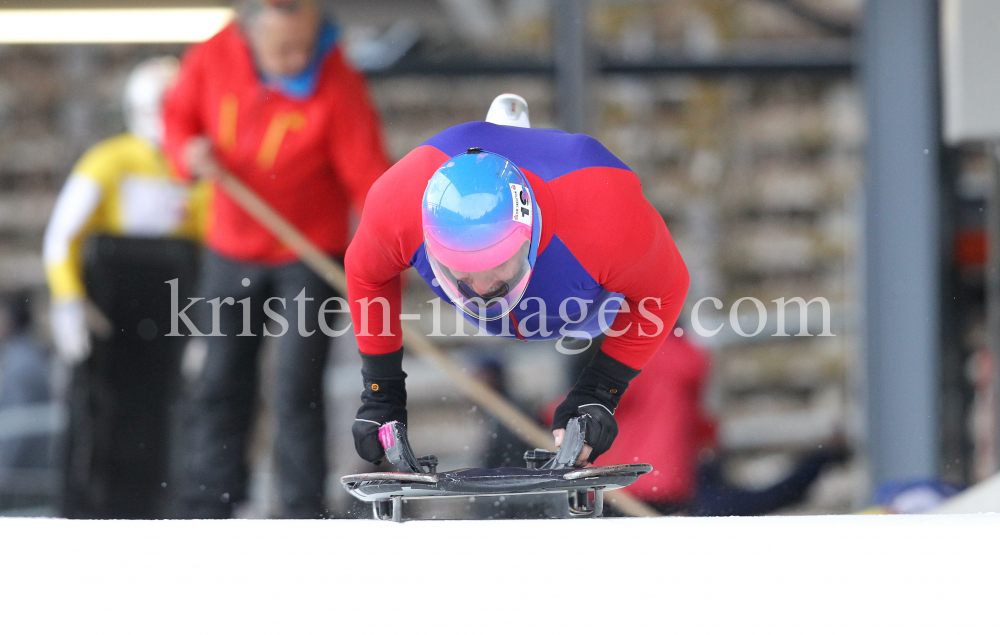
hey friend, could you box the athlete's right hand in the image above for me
[50,298,91,364]
[184,136,221,180]
[352,349,408,465]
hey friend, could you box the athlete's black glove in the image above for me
[352,348,407,465]
[552,351,640,463]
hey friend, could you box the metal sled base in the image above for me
[341,464,652,522]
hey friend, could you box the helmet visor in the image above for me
[427,239,532,321]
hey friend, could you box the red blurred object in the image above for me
[594,332,716,504]
[543,333,717,505]
[954,229,987,269]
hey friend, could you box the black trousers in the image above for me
[177,250,336,518]
[63,235,198,519]
[686,451,838,517]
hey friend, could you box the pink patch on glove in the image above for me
[378,422,396,450]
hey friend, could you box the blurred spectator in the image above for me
[163,0,390,518]
[0,293,51,409]
[0,294,57,512]
[43,58,206,519]
[550,332,845,516]
[589,332,715,510]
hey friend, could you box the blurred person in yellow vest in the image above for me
[42,57,207,519]
[44,57,207,361]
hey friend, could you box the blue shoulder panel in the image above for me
[422,121,631,182]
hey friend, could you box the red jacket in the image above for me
[595,334,717,503]
[163,23,390,264]
[543,334,716,504]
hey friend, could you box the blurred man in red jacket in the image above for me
[163,0,390,518]
[594,331,717,507]
[594,332,845,515]
[541,332,844,516]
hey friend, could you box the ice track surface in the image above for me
[3,514,998,634]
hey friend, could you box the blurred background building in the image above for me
[0,0,995,518]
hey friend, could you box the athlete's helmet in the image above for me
[124,57,180,147]
[422,148,541,321]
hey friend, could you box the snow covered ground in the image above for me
[2,513,998,634]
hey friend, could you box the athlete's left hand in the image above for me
[550,351,641,465]
[551,403,617,467]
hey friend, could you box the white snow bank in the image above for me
[934,471,1000,513]
[2,514,997,634]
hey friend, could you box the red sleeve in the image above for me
[162,40,208,180]
[327,52,392,211]
[553,168,690,370]
[345,146,444,355]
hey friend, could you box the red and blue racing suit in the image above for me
[346,121,689,371]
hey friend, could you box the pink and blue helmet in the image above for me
[422,148,541,320]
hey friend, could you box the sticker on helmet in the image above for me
[510,183,532,226]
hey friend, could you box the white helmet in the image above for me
[485,93,530,128]
[124,57,180,147]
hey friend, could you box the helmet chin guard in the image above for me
[422,149,541,321]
